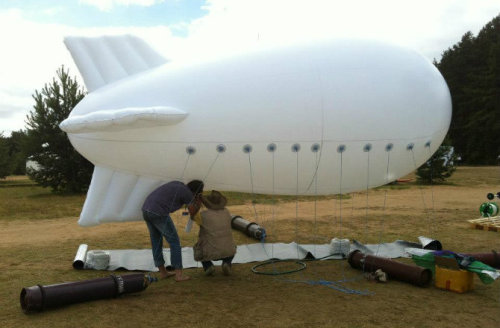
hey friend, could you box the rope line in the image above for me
[363,150,371,244]
[410,149,431,235]
[283,278,373,295]
[337,149,348,281]
[339,150,343,241]
[313,150,319,257]
[426,146,437,235]
[374,148,391,257]
[295,149,300,260]
[271,148,276,259]
[202,152,220,182]
[247,151,259,221]
[283,145,371,296]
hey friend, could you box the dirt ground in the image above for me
[1,166,499,328]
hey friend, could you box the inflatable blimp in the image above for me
[60,35,451,226]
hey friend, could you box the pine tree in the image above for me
[6,130,29,175]
[416,145,458,184]
[25,66,93,192]
[0,133,11,179]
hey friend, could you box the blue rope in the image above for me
[283,278,373,295]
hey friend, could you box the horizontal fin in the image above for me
[59,106,188,133]
[64,35,167,92]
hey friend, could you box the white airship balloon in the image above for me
[60,35,451,227]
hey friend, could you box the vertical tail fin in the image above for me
[64,35,167,92]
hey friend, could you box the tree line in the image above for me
[1,15,499,190]
[435,14,500,164]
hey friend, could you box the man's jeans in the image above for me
[143,210,182,269]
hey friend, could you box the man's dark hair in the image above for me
[187,180,204,196]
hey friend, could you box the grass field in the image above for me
[1,167,499,328]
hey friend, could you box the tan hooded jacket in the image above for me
[193,191,236,261]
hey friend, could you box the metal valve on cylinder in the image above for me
[231,215,266,240]
[348,250,432,287]
[486,192,500,200]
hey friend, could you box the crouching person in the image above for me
[193,190,236,276]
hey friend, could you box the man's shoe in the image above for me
[222,262,231,276]
[204,266,215,276]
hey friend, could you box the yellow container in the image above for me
[435,266,474,293]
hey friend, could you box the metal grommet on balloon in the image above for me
[291,143,301,152]
[311,143,320,153]
[337,144,346,153]
[216,144,226,153]
[243,144,252,153]
[186,146,196,155]
[363,143,372,152]
[406,143,414,151]
[385,143,393,152]
[425,141,431,148]
[267,143,277,152]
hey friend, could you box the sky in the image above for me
[0,0,499,136]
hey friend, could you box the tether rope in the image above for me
[374,144,392,257]
[409,147,431,235]
[246,148,259,221]
[249,144,307,276]
[313,148,319,257]
[277,144,372,295]
[362,144,371,244]
[425,144,437,235]
[295,146,300,260]
[270,145,276,259]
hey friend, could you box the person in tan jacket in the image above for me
[192,190,236,276]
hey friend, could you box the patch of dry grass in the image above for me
[0,183,85,221]
[1,167,499,328]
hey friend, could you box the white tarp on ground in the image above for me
[73,238,430,272]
